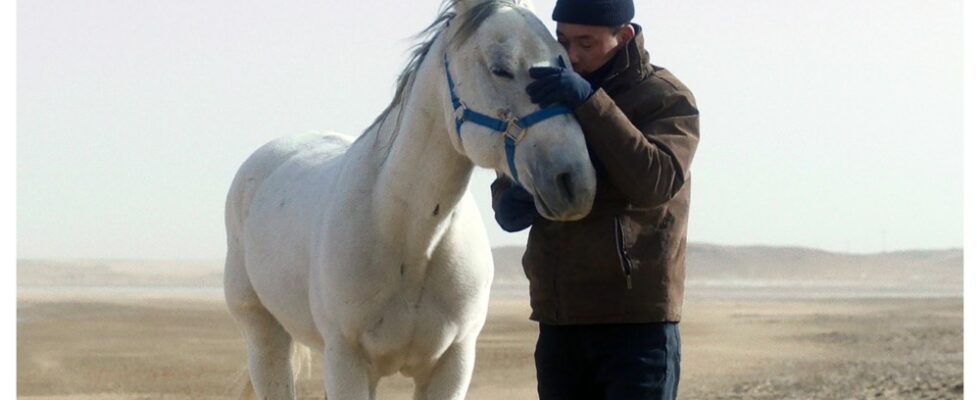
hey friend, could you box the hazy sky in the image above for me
[17,0,963,260]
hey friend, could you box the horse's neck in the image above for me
[369,38,473,265]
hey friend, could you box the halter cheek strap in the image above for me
[444,53,572,188]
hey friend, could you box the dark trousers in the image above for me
[535,322,681,400]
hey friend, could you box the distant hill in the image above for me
[686,243,961,285]
[19,244,962,299]
[491,244,962,299]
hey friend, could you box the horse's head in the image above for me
[443,0,596,221]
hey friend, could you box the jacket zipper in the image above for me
[614,216,634,290]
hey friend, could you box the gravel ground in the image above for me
[18,294,962,399]
[681,298,963,400]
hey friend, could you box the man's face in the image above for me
[556,22,625,75]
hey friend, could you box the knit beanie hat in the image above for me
[552,0,635,26]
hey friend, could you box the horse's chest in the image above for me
[358,286,456,374]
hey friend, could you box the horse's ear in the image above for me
[514,0,536,12]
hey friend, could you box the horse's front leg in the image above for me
[322,334,378,400]
[412,334,477,400]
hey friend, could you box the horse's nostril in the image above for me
[557,172,575,204]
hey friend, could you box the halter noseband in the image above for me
[444,53,572,188]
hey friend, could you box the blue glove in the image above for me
[525,58,593,108]
[495,185,537,232]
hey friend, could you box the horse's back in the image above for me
[226,131,353,234]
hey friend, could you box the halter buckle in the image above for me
[504,117,527,143]
[453,103,467,123]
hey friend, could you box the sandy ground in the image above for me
[17,292,962,399]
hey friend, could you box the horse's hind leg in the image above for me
[239,305,296,399]
[225,249,296,399]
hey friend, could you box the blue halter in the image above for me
[444,53,572,187]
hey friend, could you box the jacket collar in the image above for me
[596,23,652,94]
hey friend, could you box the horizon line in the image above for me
[15,242,965,263]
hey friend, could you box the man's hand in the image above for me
[495,185,538,232]
[526,58,593,108]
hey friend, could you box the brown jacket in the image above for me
[492,26,699,324]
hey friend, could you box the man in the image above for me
[490,0,699,398]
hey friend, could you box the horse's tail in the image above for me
[291,342,313,381]
[230,366,255,400]
[230,342,313,399]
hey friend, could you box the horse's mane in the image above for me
[356,0,525,153]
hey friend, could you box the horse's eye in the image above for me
[491,67,515,80]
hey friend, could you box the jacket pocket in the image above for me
[614,215,634,289]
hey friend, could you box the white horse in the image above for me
[224,0,596,398]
